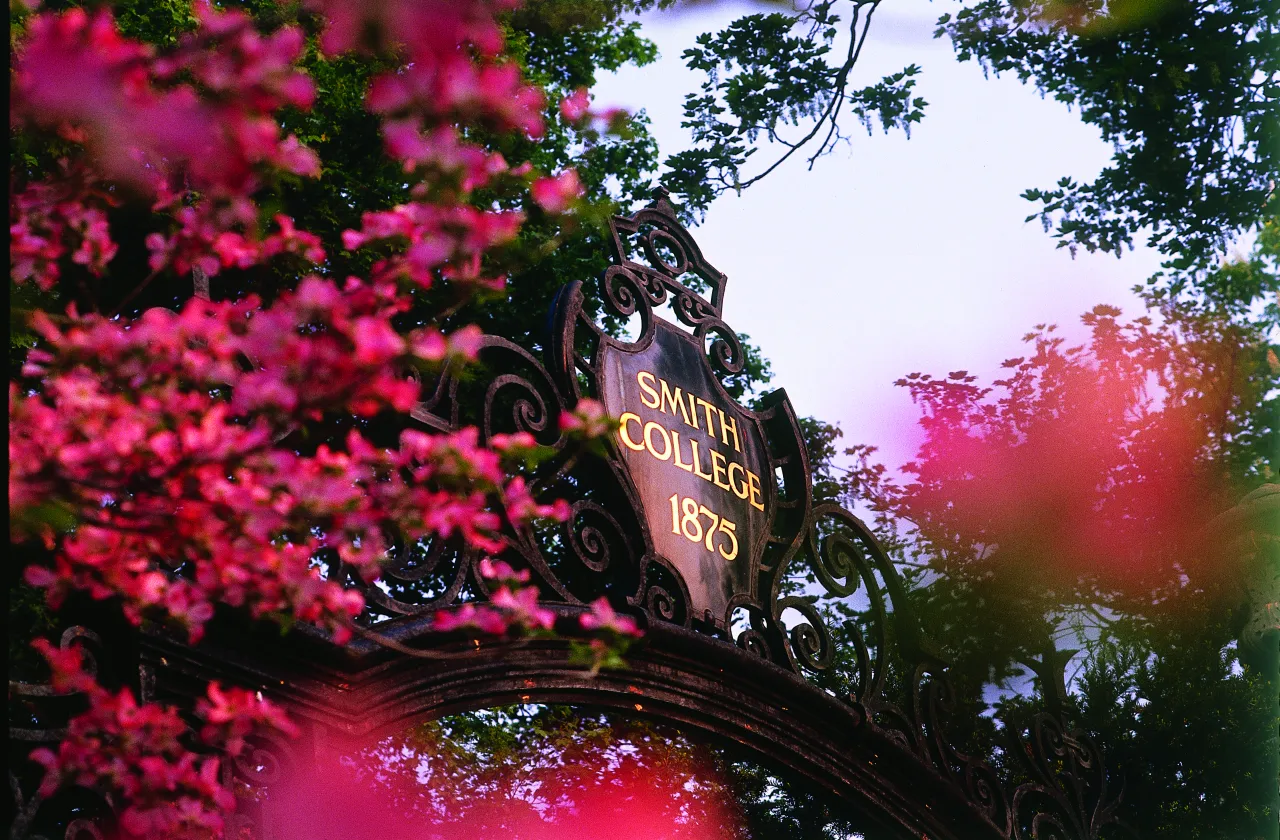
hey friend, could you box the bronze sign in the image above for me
[597,318,772,624]
[547,188,814,633]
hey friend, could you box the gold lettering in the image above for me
[697,397,718,433]
[671,431,694,473]
[643,421,671,461]
[689,439,714,482]
[637,371,660,409]
[627,375,761,507]
[719,409,741,453]
[727,462,749,499]
[618,412,645,451]
[710,450,730,490]
[659,380,692,426]
[747,469,764,511]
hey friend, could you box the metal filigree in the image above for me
[9,628,117,840]
[1008,714,1128,840]
[13,189,1133,840]
[368,189,1130,838]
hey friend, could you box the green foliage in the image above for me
[797,415,844,505]
[718,755,866,840]
[358,704,869,839]
[809,3,1280,835]
[9,280,54,375]
[8,583,58,682]
[352,706,729,833]
[113,0,200,44]
[937,0,1279,270]
[665,2,926,215]
[1076,611,1277,839]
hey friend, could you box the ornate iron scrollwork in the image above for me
[9,628,117,840]
[1008,714,1129,840]
[362,188,1131,839]
[11,189,1132,840]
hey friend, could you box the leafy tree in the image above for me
[661,0,927,215]
[265,704,873,840]
[936,0,1279,269]
[836,2,1279,823]
[815,1,1279,835]
[841,255,1276,838]
[1076,605,1276,838]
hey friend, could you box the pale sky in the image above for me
[593,0,1167,473]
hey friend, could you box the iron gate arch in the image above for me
[10,190,1128,840]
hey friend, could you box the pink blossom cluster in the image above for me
[30,639,296,839]
[9,0,632,834]
[433,557,556,633]
[148,204,327,280]
[154,3,317,114]
[12,283,569,641]
[558,86,631,134]
[343,202,524,290]
[12,4,319,192]
[855,304,1236,594]
[560,397,616,441]
[340,10,558,290]
[573,597,644,672]
[302,0,517,61]
[10,172,118,290]
[366,58,544,139]
[10,5,322,289]
[429,557,641,655]
[196,683,300,759]
[580,597,642,638]
[532,170,585,215]
[531,86,634,215]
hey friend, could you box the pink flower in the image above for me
[197,682,298,757]
[412,329,448,362]
[351,316,406,365]
[478,557,531,584]
[26,641,291,839]
[560,87,590,123]
[580,596,642,637]
[10,2,607,832]
[489,431,537,455]
[531,170,583,214]
[10,175,118,288]
[432,603,508,635]
[447,324,484,358]
[490,585,556,631]
[503,477,571,523]
[560,397,614,439]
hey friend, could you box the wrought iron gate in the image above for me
[10,190,1128,840]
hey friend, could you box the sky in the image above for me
[591,0,1168,473]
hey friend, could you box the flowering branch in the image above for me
[9,1,632,836]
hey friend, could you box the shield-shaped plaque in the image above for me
[596,318,773,624]
[550,189,810,630]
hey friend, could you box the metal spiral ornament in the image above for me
[776,595,835,672]
[360,534,467,617]
[231,733,296,789]
[567,501,628,574]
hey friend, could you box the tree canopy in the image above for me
[9,0,1277,838]
[937,0,1278,269]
